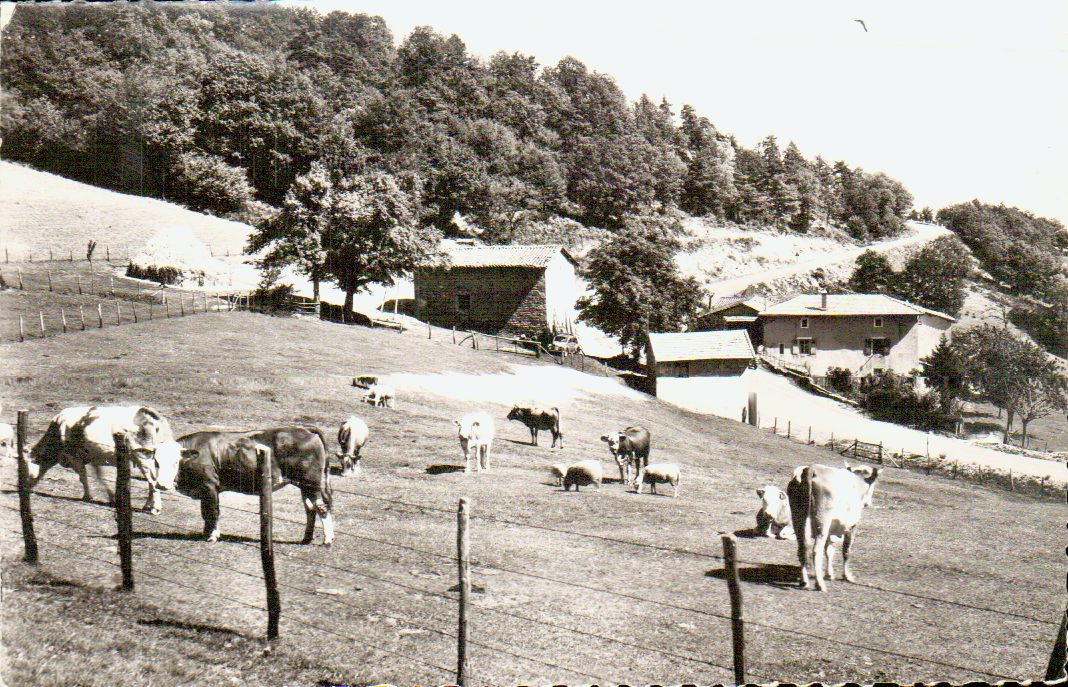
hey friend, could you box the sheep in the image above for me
[336,416,369,477]
[363,384,396,408]
[563,460,602,491]
[0,422,14,459]
[632,463,680,497]
[455,411,494,473]
[756,485,795,539]
[549,462,569,487]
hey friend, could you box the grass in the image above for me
[0,161,252,259]
[0,312,1063,686]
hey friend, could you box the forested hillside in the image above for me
[1,2,913,241]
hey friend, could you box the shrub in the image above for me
[859,372,957,431]
[126,262,183,285]
[826,367,854,394]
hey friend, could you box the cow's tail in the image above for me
[306,427,329,455]
[306,426,333,504]
[803,465,814,549]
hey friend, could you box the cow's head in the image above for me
[335,452,361,478]
[507,406,522,421]
[848,465,880,507]
[600,433,621,456]
[757,485,790,522]
[132,440,187,492]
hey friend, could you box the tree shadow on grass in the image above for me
[138,617,248,638]
[705,562,801,589]
[425,464,466,475]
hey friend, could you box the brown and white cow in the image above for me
[600,426,650,482]
[176,427,334,545]
[786,463,880,591]
[29,405,183,514]
[507,404,563,448]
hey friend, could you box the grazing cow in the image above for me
[632,463,680,497]
[0,422,14,459]
[506,404,563,448]
[563,460,602,491]
[455,412,494,473]
[29,405,183,514]
[549,462,569,487]
[363,384,395,408]
[786,463,880,591]
[336,416,369,477]
[176,427,334,545]
[755,485,795,539]
[600,426,650,482]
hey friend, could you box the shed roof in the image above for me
[704,296,765,315]
[759,293,955,322]
[441,243,576,269]
[648,330,756,362]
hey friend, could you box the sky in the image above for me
[281,0,1068,225]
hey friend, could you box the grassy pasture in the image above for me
[0,312,1062,686]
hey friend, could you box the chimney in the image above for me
[820,291,828,310]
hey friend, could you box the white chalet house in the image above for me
[759,293,955,377]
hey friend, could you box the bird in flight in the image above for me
[855,18,868,32]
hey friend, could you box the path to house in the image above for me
[705,221,951,298]
[657,368,1068,483]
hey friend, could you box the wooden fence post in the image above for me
[1009,468,1015,492]
[16,410,39,564]
[773,417,777,434]
[180,296,185,317]
[428,321,432,339]
[457,497,471,687]
[97,303,104,328]
[116,303,121,325]
[70,249,74,262]
[47,270,52,292]
[61,309,67,333]
[77,276,83,295]
[808,426,812,445]
[721,534,746,685]
[133,306,138,323]
[106,245,110,261]
[39,311,45,335]
[79,306,86,331]
[747,393,758,427]
[164,295,170,318]
[452,326,457,344]
[49,248,53,261]
[786,420,791,439]
[829,432,835,451]
[4,247,7,263]
[113,432,134,592]
[17,267,23,290]
[258,446,281,640]
[110,275,115,295]
[877,442,883,464]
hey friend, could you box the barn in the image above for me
[647,330,757,378]
[413,242,583,337]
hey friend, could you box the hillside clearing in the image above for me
[0,311,1061,686]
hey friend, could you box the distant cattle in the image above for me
[29,405,183,514]
[632,463,680,497]
[507,404,562,448]
[755,485,794,539]
[176,427,334,545]
[600,426,650,482]
[563,460,602,491]
[455,411,494,473]
[363,384,395,408]
[336,416,369,477]
[352,375,379,389]
[0,422,13,459]
[786,463,880,591]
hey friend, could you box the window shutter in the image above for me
[864,339,873,356]
[810,339,817,353]
[791,339,797,355]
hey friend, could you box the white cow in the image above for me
[363,384,396,408]
[455,411,494,473]
[632,463,681,497]
[336,416,369,477]
[29,405,184,514]
[786,463,880,591]
[755,485,795,539]
[0,422,14,459]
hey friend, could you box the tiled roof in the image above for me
[648,330,756,362]
[759,293,956,322]
[440,243,575,269]
[703,296,770,316]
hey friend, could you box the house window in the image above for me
[864,337,890,356]
[874,317,883,328]
[456,293,471,310]
[778,343,785,355]
[800,317,810,329]
[797,338,814,355]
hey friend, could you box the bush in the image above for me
[251,283,298,314]
[859,372,957,431]
[126,262,183,285]
[826,367,854,394]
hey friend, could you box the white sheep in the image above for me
[363,384,396,408]
[336,416,369,477]
[455,411,494,473]
[632,463,681,497]
[549,462,569,487]
[563,460,603,491]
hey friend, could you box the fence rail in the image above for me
[450,328,618,377]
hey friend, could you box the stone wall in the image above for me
[415,266,547,336]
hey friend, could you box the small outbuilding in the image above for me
[647,330,757,378]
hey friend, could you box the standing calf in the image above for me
[787,463,880,591]
[455,411,494,473]
[363,384,396,408]
[336,416,369,477]
[507,404,563,447]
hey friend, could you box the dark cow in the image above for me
[600,426,650,482]
[176,427,334,545]
[507,404,562,448]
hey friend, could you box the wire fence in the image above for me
[451,328,619,378]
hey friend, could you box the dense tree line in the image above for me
[846,235,972,317]
[1,2,914,241]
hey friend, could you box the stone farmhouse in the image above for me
[691,295,767,347]
[759,292,955,377]
[647,330,757,378]
[413,243,583,337]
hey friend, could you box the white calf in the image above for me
[363,384,396,408]
[455,412,494,473]
[336,416,369,477]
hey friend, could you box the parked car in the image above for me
[549,333,582,355]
